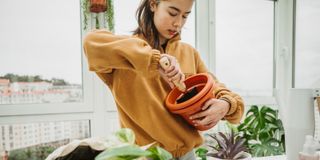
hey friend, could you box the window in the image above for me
[114,0,195,47]
[0,0,93,116]
[215,0,274,97]
[295,0,320,88]
[0,120,90,159]
[0,0,83,105]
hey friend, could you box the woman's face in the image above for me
[150,0,194,44]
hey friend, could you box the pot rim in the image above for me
[170,85,214,114]
[165,73,214,111]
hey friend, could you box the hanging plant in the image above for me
[105,0,114,31]
[81,0,114,31]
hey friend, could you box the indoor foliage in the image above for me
[81,0,114,31]
[237,105,285,157]
[95,128,172,160]
[206,130,248,159]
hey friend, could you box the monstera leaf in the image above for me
[237,105,285,157]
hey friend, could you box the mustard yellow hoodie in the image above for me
[83,29,244,157]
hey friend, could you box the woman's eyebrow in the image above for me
[168,6,191,14]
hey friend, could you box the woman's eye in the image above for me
[169,12,178,16]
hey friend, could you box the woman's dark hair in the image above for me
[133,0,161,50]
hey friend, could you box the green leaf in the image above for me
[246,105,259,116]
[195,147,208,160]
[95,145,151,160]
[147,146,173,160]
[243,114,255,125]
[250,138,284,157]
[115,128,135,144]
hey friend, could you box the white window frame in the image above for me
[273,0,294,115]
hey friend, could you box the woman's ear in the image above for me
[149,0,157,12]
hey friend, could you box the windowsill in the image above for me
[252,155,286,160]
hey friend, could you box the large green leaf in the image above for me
[95,145,151,160]
[147,146,173,160]
[95,128,173,160]
[249,138,284,157]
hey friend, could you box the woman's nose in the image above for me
[173,16,183,28]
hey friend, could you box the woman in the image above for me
[83,0,244,159]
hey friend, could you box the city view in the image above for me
[0,120,90,159]
[0,74,83,105]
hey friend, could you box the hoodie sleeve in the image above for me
[208,73,244,124]
[194,50,244,124]
[83,30,161,74]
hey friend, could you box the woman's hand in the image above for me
[189,98,230,127]
[158,54,185,89]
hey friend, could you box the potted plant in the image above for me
[237,105,285,157]
[46,128,172,160]
[95,128,172,160]
[205,130,251,160]
[81,0,114,31]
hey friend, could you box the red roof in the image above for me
[0,90,68,96]
[0,79,10,85]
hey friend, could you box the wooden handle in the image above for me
[159,57,186,92]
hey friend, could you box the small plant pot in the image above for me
[90,0,108,13]
[207,151,252,160]
[165,73,215,131]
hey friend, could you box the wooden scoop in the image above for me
[159,57,186,92]
[159,57,201,103]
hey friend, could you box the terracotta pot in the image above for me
[90,0,107,13]
[165,73,215,131]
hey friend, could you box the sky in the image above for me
[0,0,82,84]
[0,0,319,90]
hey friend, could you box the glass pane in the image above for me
[0,120,90,159]
[0,0,83,105]
[295,0,320,88]
[215,0,274,97]
[114,0,195,47]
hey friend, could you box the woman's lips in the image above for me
[169,30,177,36]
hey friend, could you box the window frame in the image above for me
[273,0,295,111]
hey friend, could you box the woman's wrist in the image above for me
[219,97,231,113]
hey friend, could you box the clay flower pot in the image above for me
[207,152,252,160]
[90,0,108,13]
[165,73,215,131]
